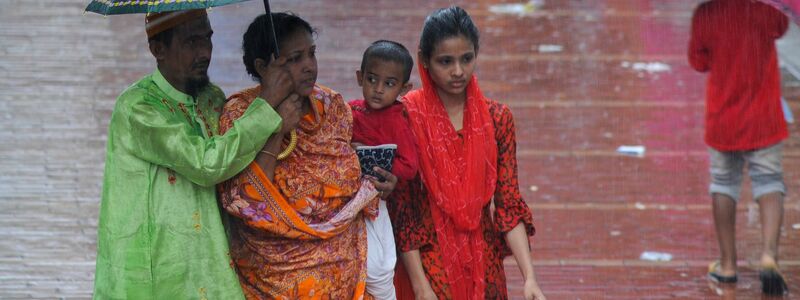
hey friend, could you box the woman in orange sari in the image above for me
[218,13,396,299]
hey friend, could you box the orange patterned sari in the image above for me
[218,85,378,300]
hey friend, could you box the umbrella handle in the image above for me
[263,0,280,57]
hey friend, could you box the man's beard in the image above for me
[185,74,210,98]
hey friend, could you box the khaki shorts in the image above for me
[708,143,786,202]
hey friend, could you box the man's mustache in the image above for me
[192,60,210,69]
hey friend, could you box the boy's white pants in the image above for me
[365,200,397,300]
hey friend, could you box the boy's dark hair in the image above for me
[419,6,479,60]
[242,12,315,80]
[360,40,414,83]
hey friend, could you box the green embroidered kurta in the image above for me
[94,70,281,299]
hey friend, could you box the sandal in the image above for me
[759,264,789,296]
[707,261,737,284]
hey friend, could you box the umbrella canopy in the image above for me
[758,0,800,25]
[84,0,280,55]
[85,0,253,15]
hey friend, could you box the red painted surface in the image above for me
[1,0,798,298]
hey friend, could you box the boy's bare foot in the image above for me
[760,253,777,269]
[714,259,737,277]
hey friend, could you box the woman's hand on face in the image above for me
[369,167,397,198]
[276,94,302,135]
[256,55,295,108]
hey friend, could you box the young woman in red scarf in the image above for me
[390,6,546,300]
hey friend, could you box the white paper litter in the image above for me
[747,204,759,226]
[529,185,539,192]
[634,202,646,210]
[609,230,621,236]
[782,97,794,123]
[792,223,800,230]
[621,61,672,73]
[488,0,543,16]
[617,145,646,157]
[640,251,673,262]
[538,44,563,53]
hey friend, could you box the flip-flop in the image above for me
[707,261,738,284]
[759,265,789,296]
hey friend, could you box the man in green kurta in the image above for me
[94,10,293,299]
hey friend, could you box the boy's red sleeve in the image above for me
[688,3,711,72]
[770,8,789,39]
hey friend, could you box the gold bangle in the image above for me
[260,150,277,158]
[276,131,298,160]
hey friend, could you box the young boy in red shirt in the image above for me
[350,40,418,299]
[689,0,789,295]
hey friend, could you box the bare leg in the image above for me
[712,193,737,276]
[757,192,783,267]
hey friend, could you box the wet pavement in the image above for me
[1,0,799,299]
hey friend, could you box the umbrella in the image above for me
[758,0,800,25]
[85,0,251,15]
[84,0,280,55]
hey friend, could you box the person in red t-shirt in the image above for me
[689,0,789,295]
[351,40,419,183]
[349,40,419,299]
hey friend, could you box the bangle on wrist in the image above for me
[260,150,278,159]
[276,131,298,160]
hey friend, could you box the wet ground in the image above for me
[1,0,799,299]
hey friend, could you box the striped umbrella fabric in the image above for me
[85,0,252,15]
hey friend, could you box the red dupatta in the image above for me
[403,62,497,299]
